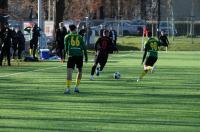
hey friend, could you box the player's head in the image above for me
[147,31,152,38]
[59,22,64,28]
[161,31,164,35]
[69,24,76,32]
[103,30,109,37]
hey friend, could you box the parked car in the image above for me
[158,21,177,36]
[128,19,147,35]
[99,21,141,36]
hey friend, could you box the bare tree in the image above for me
[0,0,8,14]
[140,0,147,20]
[0,0,8,26]
[53,0,65,33]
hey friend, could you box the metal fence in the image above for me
[77,18,200,37]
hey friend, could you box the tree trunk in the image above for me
[54,0,65,30]
[0,0,8,9]
[140,0,146,20]
[0,0,8,26]
[0,0,8,14]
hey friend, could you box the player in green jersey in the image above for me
[137,31,161,82]
[64,24,88,94]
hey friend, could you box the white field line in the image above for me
[0,65,66,78]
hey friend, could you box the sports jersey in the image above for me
[95,36,112,55]
[64,32,87,57]
[144,38,160,58]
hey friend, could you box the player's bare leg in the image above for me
[137,65,154,82]
[65,68,73,94]
[74,68,82,93]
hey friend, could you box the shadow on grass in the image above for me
[0,116,200,128]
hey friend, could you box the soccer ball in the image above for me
[113,72,121,79]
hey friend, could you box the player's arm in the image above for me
[64,35,69,54]
[95,38,100,52]
[56,29,60,42]
[109,38,118,53]
[141,42,148,64]
[113,39,119,53]
[142,48,147,64]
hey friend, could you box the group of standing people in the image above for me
[0,23,25,66]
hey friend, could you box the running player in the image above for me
[90,30,117,80]
[137,31,161,82]
[64,24,88,94]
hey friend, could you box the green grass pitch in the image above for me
[0,51,200,132]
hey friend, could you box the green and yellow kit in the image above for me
[64,32,87,57]
[144,37,161,58]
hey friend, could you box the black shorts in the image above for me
[145,56,157,66]
[95,53,108,66]
[30,39,38,49]
[67,56,83,69]
[162,43,168,47]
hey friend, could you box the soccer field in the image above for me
[0,51,200,132]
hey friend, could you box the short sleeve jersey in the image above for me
[64,33,86,57]
[144,38,160,58]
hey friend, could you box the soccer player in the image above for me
[159,31,169,53]
[90,30,116,80]
[64,24,88,94]
[137,31,161,82]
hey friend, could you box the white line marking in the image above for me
[0,65,66,78]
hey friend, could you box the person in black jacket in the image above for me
[109,27,117,46]
[159,31,169,53]
[11,28,18,59]
[0,23,13,66]
[16,30,25,59]
[56,22,67,63]
[99,24,105,37]
[30,23,40,59]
